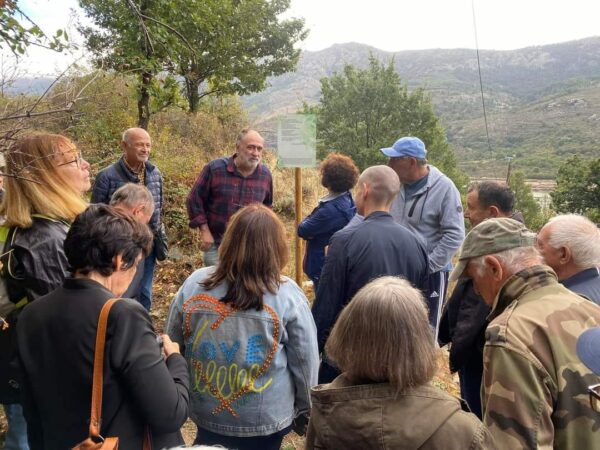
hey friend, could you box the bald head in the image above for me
[122,127,150,144]
[357,166,400,213]
[121,127,151,169]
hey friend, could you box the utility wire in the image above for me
[472,0,493,155]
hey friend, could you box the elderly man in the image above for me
[537,214,600,304]
[91,128,163,310]
[186,128,273,266]
[313,165,429,383]
[451,218,600,449]
[380,136,464,337]
[439,181,518,418]
[110,183,155,299]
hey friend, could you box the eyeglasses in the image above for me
[588,383,600,412]
[57,152,83,168]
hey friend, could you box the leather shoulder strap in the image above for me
[89,298,120,438]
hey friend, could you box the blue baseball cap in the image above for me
[380,137,427,159]
[577,327,600,376]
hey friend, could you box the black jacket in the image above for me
[438,279,490,372]
[0,216,70,403]
[312,211,429,351]
[5,216,70,304]
[17,278,190,450]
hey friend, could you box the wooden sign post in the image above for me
[277,114,317,287]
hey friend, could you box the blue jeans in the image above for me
[203,244,219,267]
[139,249,156,311]
[2,403,29,450]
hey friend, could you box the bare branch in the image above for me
[136,12,195,54]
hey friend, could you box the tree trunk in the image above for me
[137,72,152,130]
[185,75,201,114]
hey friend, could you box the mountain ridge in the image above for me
[243,37,600,177]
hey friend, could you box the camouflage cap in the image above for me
[449,217,536,282]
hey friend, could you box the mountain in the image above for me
[4,77,54,95]
[243,37,600,178]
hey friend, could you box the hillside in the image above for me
[243,37,600,178]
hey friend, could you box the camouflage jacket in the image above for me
[482,265,600,449]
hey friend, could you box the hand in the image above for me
[161,334,180,358]
[199,227,214,252]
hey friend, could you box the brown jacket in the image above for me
[306,374,495,450]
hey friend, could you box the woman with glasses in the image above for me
[306,276,495,450]
[0,133,90,450]
[167,204,319,450]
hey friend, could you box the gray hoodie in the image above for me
[390,165,464,273]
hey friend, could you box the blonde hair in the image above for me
[1,133,88,228]
[326,276,438,394]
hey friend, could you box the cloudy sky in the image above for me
[9,0,600,75]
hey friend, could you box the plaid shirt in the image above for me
[187,155,273,244]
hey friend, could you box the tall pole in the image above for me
[295,167,303,286]
[506,156,514,185]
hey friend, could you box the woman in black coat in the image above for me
[16,205,189,450]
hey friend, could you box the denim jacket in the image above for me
[166,267,319,437]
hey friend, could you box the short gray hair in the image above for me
[109,183,154,215]
[326,276,438,395]
[545,214,600,268]
[471,246,542,277]
[236,127,261,146]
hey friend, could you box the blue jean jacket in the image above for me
[166,267,319,437]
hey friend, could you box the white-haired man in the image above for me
[537,214,600,304]
[451,218,600,449]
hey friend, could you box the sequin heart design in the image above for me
[182,294,280,417]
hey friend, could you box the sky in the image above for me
[7,0,600,76]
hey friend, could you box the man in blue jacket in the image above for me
[381,137,464,339]
[91,128,163,310]
[312,165,429,383]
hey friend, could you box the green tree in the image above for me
[0,1,68,55]
[308,55,467,189]
[78,0,186,129]
[551,155,600,222]
[174,0,306,113]
[509,170,544,230]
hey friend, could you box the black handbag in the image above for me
[154,224,168,261]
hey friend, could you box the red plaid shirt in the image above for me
[187,155,273,244]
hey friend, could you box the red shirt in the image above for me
[186,155,273,244]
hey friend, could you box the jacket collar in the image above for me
[562,267,600,288]
[118,157,155,178]
[363,211,392,221]
[490,265,558,320]
[63,277,115,296]
[400,164,444,198]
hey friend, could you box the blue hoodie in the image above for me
[390,165,464,273]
